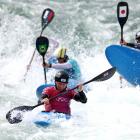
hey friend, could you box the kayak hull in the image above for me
[33,112,70,127]
[105,44,140,85]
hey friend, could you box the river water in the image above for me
[0,0,140,140]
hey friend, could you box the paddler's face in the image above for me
[55,81,67,91]
[57,58,65,63]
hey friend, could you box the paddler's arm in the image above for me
[74,84,87,103]
[126,43,135,48]
[120,39,135,48]
[43,62,72,69]
[125,43,140,49]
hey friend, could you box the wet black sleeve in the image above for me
[74,91,87,103]
[41,94,49,100]
[126,43,140,50]
[126,43,135,48]
[126,43,136,48]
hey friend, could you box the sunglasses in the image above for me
[57,57,64,60]
[56,81,68,85]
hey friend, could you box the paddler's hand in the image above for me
[120,39,127,45]
[42,62,52,68]
[41,97,50,104]
[77,84,83,92]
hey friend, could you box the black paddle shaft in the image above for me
[117,2,129,41]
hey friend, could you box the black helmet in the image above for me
[55,71,69,83]
[136,31,140,40]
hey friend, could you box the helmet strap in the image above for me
[64,55,69,62]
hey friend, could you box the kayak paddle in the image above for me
[117,2,129,88]
[36,36,49,84]
[24,8,54,81]
[117,1,129,42]
[40,8,55,36]
[6,67,116,124]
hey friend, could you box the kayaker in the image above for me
[120,31,140,49]
[43,47,82,88]
[119,31,140,88]
[41,70,87,115]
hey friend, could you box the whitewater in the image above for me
[0,0,140,140]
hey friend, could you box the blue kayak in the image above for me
[33,111,70,127]
[36,83,54,99]
[105,44,140,85]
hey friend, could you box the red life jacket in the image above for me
[42,86,76,115]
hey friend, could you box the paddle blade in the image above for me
[83,67,116,85]
[6,105,34,124]
[117,2,129,28]
[93,67,116,81]
[42,8,55,30]
[36,36,49,56]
